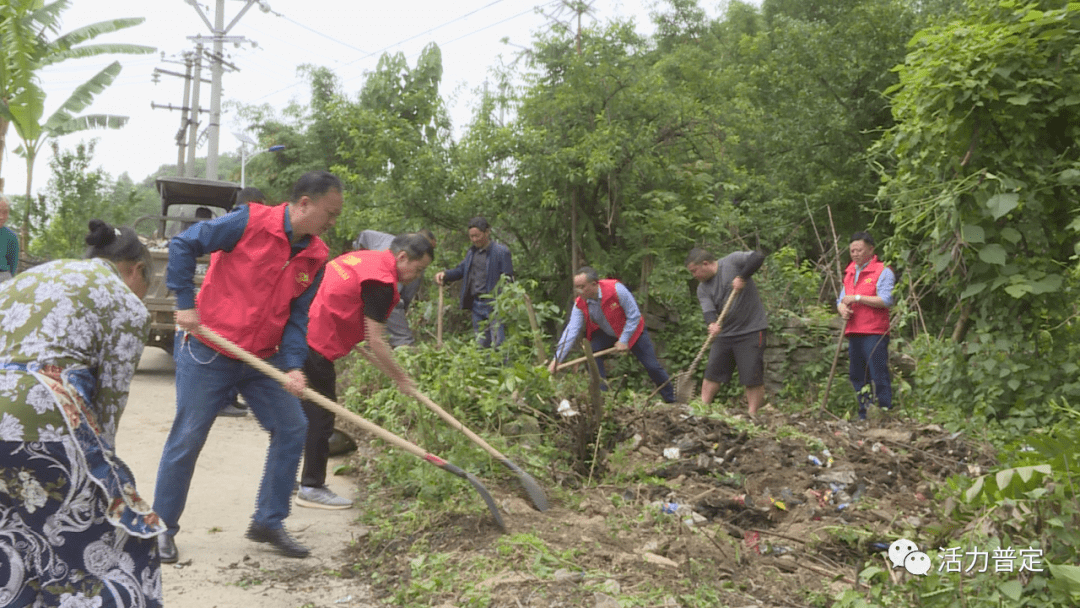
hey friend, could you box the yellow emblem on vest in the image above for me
[296,271,310,284]
[341,254,362,267]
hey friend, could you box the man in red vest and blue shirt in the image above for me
[154,171,342,563]
[836,231,895,420]
[548,267,676,403]
[295,233,433,510]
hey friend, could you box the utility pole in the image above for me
[186,0,263,180]
[152,52,211,177]
[186,44,204,177]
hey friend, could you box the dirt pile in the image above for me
[344,404,997,607]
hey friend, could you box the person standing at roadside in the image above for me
[353,228,437,348]
[685,248,769,415]
[836,231,895,420]
[434,217,513,348]
[0,220,164,608]
[0,195,19,282]
[548,267,676,403]
[295,233,433,509]
[154,171,342,563]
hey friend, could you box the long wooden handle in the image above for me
[436,285,444,348]
[410,389,505,460]
[687,288,740,371]
[555,346,620,371]
[195,327,428,461]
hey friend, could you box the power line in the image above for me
[249,0,556,104]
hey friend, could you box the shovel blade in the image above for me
[674,372,696,404]
[500,459,550,512]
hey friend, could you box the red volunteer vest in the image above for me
[574,279,644,347]
[307,249,401,362]
[843,256,891,335]
[196,203,328,358]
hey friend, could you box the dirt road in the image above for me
[118,347,377,608]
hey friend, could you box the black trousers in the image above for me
[299,350,337,488]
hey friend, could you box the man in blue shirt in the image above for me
[548,267,676,403]
[154,171,341,564]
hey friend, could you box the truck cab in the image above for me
[136,177,241,353]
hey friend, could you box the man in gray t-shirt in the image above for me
[353,229,437,347]
[686,247,769,414]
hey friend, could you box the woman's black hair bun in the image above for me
[85,219,117,248]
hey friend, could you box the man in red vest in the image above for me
[548,267,676,403]
[836,231,896,420]
[295,233,433,509]
[155,171,342,563]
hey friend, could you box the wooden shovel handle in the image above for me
[555,346,620,371]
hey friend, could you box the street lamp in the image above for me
[234,131,284,188]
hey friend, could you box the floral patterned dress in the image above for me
[0,259,165,608]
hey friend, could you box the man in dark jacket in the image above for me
[434,216,513,348]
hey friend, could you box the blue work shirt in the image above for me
[554,282,642,362]
[167,205,325,370]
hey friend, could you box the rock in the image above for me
[814,469,857,485]
[642,552,679,568]
[553,568,584,583]
[598,579,621,595]
[594,592,619,608]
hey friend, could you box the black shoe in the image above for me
[245,522,310,558]
[157,534,178,564]
[218,403,248,417]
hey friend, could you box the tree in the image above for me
[0,0,154,245]
[876,0,1080,418]
[33,140,112,258]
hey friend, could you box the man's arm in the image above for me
[614,282,641,345]
[552,306,586,364]
[167,206,249,310]
[498,244,514,281]
[441,252,469,283]
[360,316,415,393]
[279,268,325,371]
[736,250,766,279]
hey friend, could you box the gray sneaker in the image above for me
[295,485,353,510]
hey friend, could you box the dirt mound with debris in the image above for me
[340,405,996,607]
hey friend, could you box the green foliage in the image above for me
[835,399,1080,607]
[877,0,1080,356]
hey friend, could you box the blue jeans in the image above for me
[154,332,307,534]
[848,333,892,418]
[471,299,505,348]
[590,328,675,403]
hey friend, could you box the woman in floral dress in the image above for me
[0,220,165,608]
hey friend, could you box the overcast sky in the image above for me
[4,0,735,197]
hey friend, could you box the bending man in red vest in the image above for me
[296,233,433,509]
[836,231,895,420]
[155,171,343,563]
[548,267,676,403]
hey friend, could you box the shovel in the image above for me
[408,389,550,513]
[674,289,739,403]
[195,326,507,532]
[820,319,847,412]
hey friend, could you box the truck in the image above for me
[135,177,241,354]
